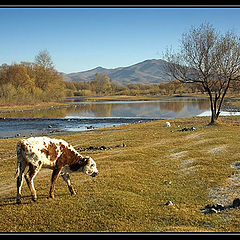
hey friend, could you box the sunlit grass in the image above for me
[1,116,240,232]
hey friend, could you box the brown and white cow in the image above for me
[15,136,98,204]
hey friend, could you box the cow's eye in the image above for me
[90,164,94,168]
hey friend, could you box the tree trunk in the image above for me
[205,86,218,125]
[209,98,218,125]
[210,109,218,125]
[209,78,231,125]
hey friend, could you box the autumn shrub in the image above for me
[0,63,66,105]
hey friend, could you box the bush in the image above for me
[0,62,66,106]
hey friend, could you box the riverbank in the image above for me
[0,101,68,113]
[0,117,154,139]
[1,116,240,232]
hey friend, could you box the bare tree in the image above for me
[164,23,240,124]
[35,49,54,70]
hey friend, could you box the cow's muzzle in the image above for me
[91,172,98,177]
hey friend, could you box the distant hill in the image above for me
[62,59,175,85]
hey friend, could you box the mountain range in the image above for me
[62,59,174,85]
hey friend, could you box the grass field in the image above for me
[1,116,240,232]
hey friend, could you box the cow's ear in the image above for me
[83,157,90,165]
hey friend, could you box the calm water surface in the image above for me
[64,97,210,119]
[1,96,237,138]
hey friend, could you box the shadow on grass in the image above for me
[0,193,69,207]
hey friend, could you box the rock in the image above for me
[163,180,172,185]
[179,126,196,132]
[204,204,224,211]
[78,145,109,152]
[165,200,173,206]
[201,203,225,214]
[232,198,240,208]
[48,125,52,128]
[208,208,218,214]
[209,204,224,212]
[115,143,126,148]
[163,121,171,127]
[215,204,225,211]
[77,144,126,152]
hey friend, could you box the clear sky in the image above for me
[1,7,240,73]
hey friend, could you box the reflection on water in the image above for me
[0,97,212,138]
[0,97,210,119]
[65,97,210,119]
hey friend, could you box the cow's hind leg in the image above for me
[61,172,76,196]
[16,161,27,204]
[49,167,62,199]
[25,163,42,202]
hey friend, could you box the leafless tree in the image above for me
[35,49,54,70]
[164,23,240,124]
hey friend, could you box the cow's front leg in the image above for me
[61,172,76,196]
[49,166,62,199]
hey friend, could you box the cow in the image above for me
[14,136,98,204]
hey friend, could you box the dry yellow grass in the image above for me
[1,116,240,232]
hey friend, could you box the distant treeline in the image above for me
[1,61,240,106]
[65,74,197,97]
[64,73,240,97]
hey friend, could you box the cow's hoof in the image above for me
[32,197,37,202]
[70,190,76,196]
[48,194,55,199]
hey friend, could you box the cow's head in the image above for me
[82,156,98,177]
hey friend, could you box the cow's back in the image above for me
[18,137,65,167]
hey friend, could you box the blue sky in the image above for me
[1,7,240,73]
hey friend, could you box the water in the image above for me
[0,96,238,138]
[0,118,150,139]
[64,97,210,119]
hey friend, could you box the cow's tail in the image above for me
[14,141,23,179]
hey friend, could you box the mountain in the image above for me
[62,59,174,85]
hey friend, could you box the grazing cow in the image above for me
[15,136,98,204]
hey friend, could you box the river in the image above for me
[0,96,239,139]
